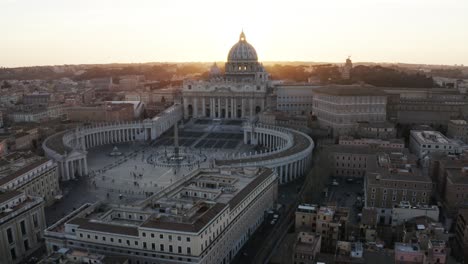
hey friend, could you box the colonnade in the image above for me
[217,124,314,184]
[43,104,183,181]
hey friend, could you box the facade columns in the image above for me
[241,98,245,118]
[217,98,221,118]
[78,159,82,176]
[64,161,69,181]
[210,98,215,118]
[202,97,206,117]
[194,97,198,118]
[224,98,228,118]
[83,158,88,175]
[231,98,235,119]
[183,97,189,118]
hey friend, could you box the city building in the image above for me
[364,152,433,224]
[275,84,316,115]
[354,121,397,140]
[13,128,39,150]
[9,104,66,123]
[341,57,353,80]
[0,190,46,264]
[409,130,464,158]
[292,232,321,264]
[394,240,448,264]
[295,204,349,252]
[0,158,60,206]
[455,209,468,262]
[312,85,387,137]
[385,88,468,126]
[391,201,439,226]
[328,145,409,179]
[394,243,424,264]
[182,31,273,120]
[66,103,136,122]
[44,167,278,264]
[335,241,364,263]
[39,248,129,264]
[0,111,4,128]
[258,111,310,128]
[443,166,468,217]
[448,119,468,143]
[338,136,404,149]
[22,93,51,105]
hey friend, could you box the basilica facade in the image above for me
[182,31,275,120]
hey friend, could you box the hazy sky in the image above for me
[1,0,467,67]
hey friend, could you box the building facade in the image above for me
[0,158,60,206]
[409,130,464,159]
[275,84,316,116]
[182,32,273,120]
[44,167,277,264]
[295,204,349,252]
[0,190,46,264]
[312,85,387,137]
[448,120,468,143]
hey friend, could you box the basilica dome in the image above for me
[227,31,258,62]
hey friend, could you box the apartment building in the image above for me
[409,130,464,159]
[292,232,321,264]
[312,85,387,137]
[328,145,408,179]
[365,152,433,224]
[0,190,46,264]
[295,204,349,252]
[354,121,397,140]
[448,120,468,143]
[44,167,277,264]
[0,158,60,206]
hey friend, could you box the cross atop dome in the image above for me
[239,30,246,42]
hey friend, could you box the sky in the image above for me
[1,0,467,67]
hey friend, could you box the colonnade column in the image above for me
[217,98,221,118]
[64,161,69,181]
[183,97,189,118]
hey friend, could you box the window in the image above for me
[10,248,16,260]
[178,246,182,253]
[33,214,38,228]
[20,221,27,235]
[169,245,173,252]
[7,228,14,244]
[187,247,191,255]
[178,236,181,241]
[186,237,191,242]
[160,244,164,251]
[24,239,30,251]
[160,234,163,239]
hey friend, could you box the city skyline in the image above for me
[1,0,468,67]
